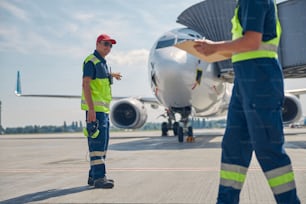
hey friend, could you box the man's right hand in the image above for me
[87,109,96,122]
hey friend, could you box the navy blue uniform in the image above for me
[217,0,300,203]
[83,50,111,181]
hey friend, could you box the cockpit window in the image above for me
[156,39,175,49]
[177,38,185,43]
[155,38,191,49]
[188,33,201,39]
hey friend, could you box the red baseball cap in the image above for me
[96,34,116,44]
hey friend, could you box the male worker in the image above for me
[194,0,300,203]
[81,34,121,189]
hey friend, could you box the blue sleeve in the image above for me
[83,61,95,79]
[239,0,269,34]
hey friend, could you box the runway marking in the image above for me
[1,167,306,173]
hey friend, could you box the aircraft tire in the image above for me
[178,126,184,143]
[173,122,179,136]
[161,122,168,136]
[188,126,193,136]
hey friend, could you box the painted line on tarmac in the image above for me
[1,167,306,173]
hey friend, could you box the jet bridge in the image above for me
[176,0,306,81]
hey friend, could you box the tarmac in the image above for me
[0,127,305,204]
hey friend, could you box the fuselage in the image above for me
[148,28,231,117]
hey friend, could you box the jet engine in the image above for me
[110,98,148,129]
[282,93,303,124]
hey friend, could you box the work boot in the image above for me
[94,177,114,189]
[88,177,94,186]
[88,177,114,186]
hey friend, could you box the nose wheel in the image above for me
[177,125,194,143]
[160,106,194,143]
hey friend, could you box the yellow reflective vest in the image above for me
[231,1,281,63]
[81,54,112,113]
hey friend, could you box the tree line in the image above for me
[1,117,305,135]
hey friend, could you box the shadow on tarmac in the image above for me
[109,133,222,151]
[109,132,306,151]
[0,186,92,204]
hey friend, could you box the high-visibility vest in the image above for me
[231,1,281,63]
[81,54,112,113]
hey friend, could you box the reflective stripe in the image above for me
[90,159,104,166]
[268,172,295,187]
[84,54,100,65]
[231,1,281,63]
[220,178,244,190]
[89,56,100,65]
[89,151,106,157]
[220,170,246,182]
[265,165,294,179]
[271,181,296,195]
[259,43,278,52]
[264,165,297,195]
[221,163,248,174]
[81,54,112,113]
[81,100,110,109]
[232,50,278,63]
[219,163,248,190]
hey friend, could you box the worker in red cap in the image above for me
[81,34,121,188]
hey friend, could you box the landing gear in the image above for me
[161,122,168,136]
[178,126,184,142]
[186,126,194,142]
[160,106,194,143]
[177,120,194,143]
[173,122,179,136]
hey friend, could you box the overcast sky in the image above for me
[0,0,305,128]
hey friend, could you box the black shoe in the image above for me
[94,177,114,189]
[88,177,94,186]
[88,177,114,186]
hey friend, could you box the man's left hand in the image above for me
[111,72,122,80]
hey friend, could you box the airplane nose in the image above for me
[154,46,187,65]
[150,46,198,107]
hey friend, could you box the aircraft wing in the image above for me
[15,71,159,105]
[285,88,306,97]
[176,0,306,81]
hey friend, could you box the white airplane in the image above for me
[15,0,306,142]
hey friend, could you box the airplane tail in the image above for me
[15,71,22,96]
[14,71,80,98]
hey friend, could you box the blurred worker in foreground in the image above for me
[194,0,300,203]
[81,33,121,189]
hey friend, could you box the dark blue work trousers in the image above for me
[217,58,300,204]
[86,111,110,180]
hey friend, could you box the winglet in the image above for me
[15,71,22,96]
